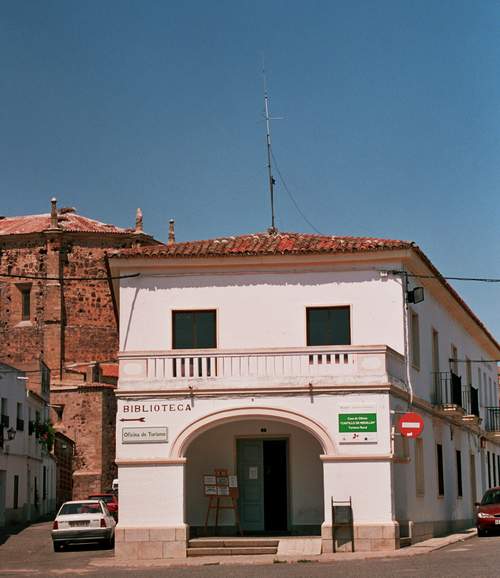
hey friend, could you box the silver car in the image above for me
[51,499,116,551]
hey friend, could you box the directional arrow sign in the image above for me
[119,417,146,423]
[398,412,424,438]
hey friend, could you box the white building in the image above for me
[109,231,499,560]
[0,363,56,526]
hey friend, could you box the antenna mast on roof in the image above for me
[262,58,281,234]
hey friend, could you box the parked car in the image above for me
[476,487,500,536]
[88,493,118,519]
[51,500,116,551]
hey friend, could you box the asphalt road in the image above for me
[1,521,499,577]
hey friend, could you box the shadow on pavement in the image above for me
[0,515,53,546]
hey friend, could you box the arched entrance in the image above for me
[172,407,332,537]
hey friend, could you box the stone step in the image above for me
[188,538,279,549]
[187,546,278,557]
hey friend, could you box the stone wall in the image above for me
[0,221,158,499]
[52,384,117,499]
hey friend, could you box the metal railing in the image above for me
[431,372,481,417]
[485,408,500,432]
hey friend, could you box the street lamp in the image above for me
[6,427,16,441]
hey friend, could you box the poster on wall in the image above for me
[337,405,378,444]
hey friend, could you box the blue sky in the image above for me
[1,0,499,338]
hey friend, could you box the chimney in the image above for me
[50,197,59,228]
[135,208,143,233]
[168,219,175,244]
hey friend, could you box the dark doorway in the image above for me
[263,439,288,532]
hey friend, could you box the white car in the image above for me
[51,499,116,551]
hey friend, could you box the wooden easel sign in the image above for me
[203,468,242,535]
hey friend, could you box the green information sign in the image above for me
[338,413,377,433]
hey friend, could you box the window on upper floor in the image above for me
[431,329,440,373]
[466,357,472,386]
[172,310,217,349]
[1,397,8,428]
[410,310,420,369]
[16,402,24,431]
[17,284,31,321]
[306,306,351,346]
[450,344,458,375]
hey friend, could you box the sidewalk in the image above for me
[90,528,477,569]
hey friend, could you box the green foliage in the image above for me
[34,420,55,452]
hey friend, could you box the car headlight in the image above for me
[477,512,495,519]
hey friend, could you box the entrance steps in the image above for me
[187,537,279,557]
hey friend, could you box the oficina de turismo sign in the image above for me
[122,427,168,444]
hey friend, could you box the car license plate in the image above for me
[495,520,500,525]
[70,521,89,527]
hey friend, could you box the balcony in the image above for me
[431,372,479,418]
[119,345,406,393]
[485,408,500,434]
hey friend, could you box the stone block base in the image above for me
[115,525,188,560]
[400,518,473,545]
[321,522,400,553]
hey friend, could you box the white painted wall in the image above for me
[0,364,56,526]
[119,268,405,354]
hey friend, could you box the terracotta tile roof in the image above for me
[110,231,413,259]
[110,230,499,353]
[0,211,136,236]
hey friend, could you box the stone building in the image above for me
[0,199,161,498]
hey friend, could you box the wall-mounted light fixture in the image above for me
[407,287,424,304]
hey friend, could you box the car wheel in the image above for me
[53,542,63,552]
[477,528,487,537]
[108,534,115,549]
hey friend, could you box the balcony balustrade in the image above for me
[119,345,406,392]
[431,372,480,417]
[485,408,500,433]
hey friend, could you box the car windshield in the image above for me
[59,502,103,515]
[89,495,113,503]
[481,490,500,505]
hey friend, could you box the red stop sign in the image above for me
[398,412,424,438]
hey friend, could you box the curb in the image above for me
[89,528,478,569]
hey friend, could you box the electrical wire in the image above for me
[0,272,140,281]
[270,149,324,235]
[390,270,500,283]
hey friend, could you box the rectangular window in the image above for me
[494,454,497,488]
[478,369,483,407]
[13,475,19,509]
[437,443,445,496]
[487,451,491,488]
[410,310,420,369]
[306,306,351,346]
[466,357,472,386]
[1,398,8,428]
[432,329,440,373]
[415,438,425,496]
[18,285,31,320]
[451,345,458,374]
[16,402,24,431]
[456,450,463,497]
[172,310,216,349]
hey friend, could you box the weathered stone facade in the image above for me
[0,201,161,498]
